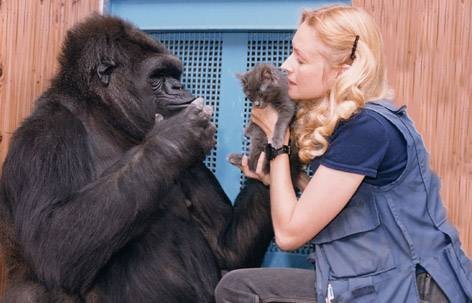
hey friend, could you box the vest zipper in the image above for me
[325,283,334,303]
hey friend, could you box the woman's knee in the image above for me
[215,269,257,302]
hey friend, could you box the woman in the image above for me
[215,5,472,303]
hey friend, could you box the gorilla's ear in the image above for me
[97,60,116,86]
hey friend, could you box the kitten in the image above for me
[228,63,296,174]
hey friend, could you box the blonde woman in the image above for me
[215,5,472,303]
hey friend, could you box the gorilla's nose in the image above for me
[172,83,183,90]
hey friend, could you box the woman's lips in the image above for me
[288,79,296,85]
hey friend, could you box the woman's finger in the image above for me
[252,107,262,116]
[255,152,270,186]
[240,155,261,180]
[255,152,266,176]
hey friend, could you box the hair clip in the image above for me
[350,35,360,60]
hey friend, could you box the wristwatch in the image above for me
[266,143,291,161]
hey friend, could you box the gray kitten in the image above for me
[228,63,296,173]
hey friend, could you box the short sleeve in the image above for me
[317,111,390,177]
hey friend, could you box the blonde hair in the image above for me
[293,5,393,163]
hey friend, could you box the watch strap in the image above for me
[266,143,290,161]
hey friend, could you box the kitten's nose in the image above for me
[278,68,289,76]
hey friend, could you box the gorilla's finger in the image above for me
[206,122,216,132]
[155,113,164,123]
[205,124,217,148]
[191,97,204,109]
[180,104,209,128]
[202,105,213,116]
[193,104,212,120]
[192,107,213,128]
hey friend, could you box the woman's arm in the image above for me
[269,155,364,251]
[246,106,365,251]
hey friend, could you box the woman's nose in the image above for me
[281,54,293,73]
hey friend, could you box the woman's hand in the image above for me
[239,152,270,186]
[251,106,279,139]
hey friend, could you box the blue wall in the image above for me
[108,0,350,30]
[109,0,350,269]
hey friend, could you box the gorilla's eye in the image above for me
[151,78,163,91]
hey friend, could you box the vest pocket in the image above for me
[334,284,377,303]
[444,244,472,299]
[312,190,380,244]
[312,190,396,278]
[435,223,472,300]
[327,276,379,303]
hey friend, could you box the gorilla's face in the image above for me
[95,31,196,121]
[60,16,197,140]
[142,54,196,117]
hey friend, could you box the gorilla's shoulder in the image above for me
[11,97,87,155]
[3,97,92,192]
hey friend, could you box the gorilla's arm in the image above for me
[180,164,273,270]
[2,101,213,294]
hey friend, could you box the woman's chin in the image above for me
[287,89,298,100]
[288,91,306,102]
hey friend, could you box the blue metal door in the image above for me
[110,0,350,269]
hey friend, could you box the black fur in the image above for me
[0,15,273,303]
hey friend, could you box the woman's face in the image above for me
[281,22,339,101]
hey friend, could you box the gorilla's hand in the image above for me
[145,97,216,167]
[172,97,216,157]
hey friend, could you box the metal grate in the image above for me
[148,32,223,173]
[243,32,314,264]
[147,31,313,269]
[240,32,293,186]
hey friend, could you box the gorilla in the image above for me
[0,15,273,302]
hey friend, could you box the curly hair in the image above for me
[292,5,393,163]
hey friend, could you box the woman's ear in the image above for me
[336,64,351,78]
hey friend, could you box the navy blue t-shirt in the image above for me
[309,108,407,186]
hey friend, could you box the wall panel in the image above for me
[353,0,472,256]
[0,0,102,294]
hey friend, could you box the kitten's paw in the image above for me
[271,136,284,149]
[228,153,243,166]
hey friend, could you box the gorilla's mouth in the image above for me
[167,97,198,110]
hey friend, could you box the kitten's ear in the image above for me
[236,72,248,85]
[261,67,278,82]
